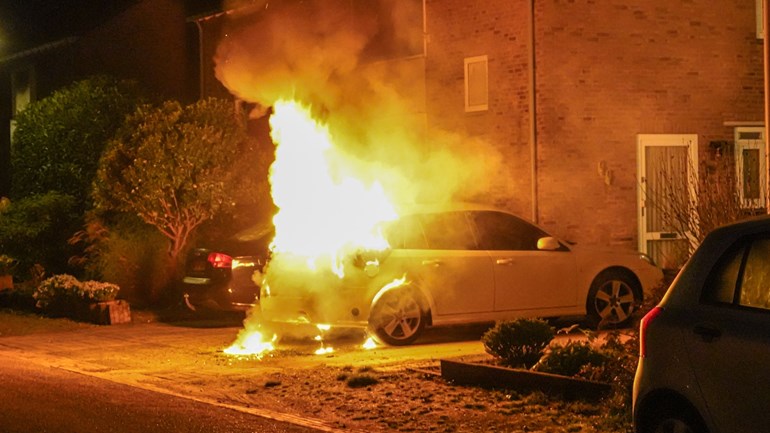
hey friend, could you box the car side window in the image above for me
[703,236,770,310]
[702,242,745,305]
[739,238,770,309]
[384,215,428,249]
[471,210,547,251]
[420,212,477,250]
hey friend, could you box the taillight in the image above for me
[639,306,663,358]
[207,252,233,269]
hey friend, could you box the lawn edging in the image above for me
[440,359,611,400]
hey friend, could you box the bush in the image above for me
[0,192,79,275]
[534,340,610,377]
[33,274,119,313]
[481,318,555,368]
[71,214,173,306]
[10,75,143,209]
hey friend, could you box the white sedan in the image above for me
[260,205,663,345]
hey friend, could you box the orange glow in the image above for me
[268,100,398,277]
[225,100,401,358]
[224,329,276,357]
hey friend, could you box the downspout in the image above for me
[764,0,769,214]
[528,0,539,222]
[194,19,205,99]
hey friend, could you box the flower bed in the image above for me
[33,274,129,324]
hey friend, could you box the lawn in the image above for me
[0,308,95,337]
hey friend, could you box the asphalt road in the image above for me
[0,355,320,433]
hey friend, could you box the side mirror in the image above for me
[537,236,561,251]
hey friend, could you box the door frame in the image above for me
[636,134,699,261]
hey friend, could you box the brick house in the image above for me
[192,0,765,269]
[1,0,763,270]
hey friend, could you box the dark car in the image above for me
[633,215,770,433]
[181,223,273,312]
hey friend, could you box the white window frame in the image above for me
[734,126,766,209]
[464,55,488,112]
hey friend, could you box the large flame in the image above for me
[225,100,400,356]
[268,100,398,276]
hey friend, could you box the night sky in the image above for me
[0,0,222,55]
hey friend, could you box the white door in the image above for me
[637,134,698,270]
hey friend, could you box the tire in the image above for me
[586,270,641,328]
[638,403,708,433]
[368,288,427,346]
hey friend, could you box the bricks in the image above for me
[425,0,763,249]
[88,300,132,325]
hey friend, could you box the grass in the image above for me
[0,308,95,337]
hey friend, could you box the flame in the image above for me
[225,99,402,358]
[268,100,398,277]
[224,329,276,357]
[362,337,378,350]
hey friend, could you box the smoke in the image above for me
[214,0,503,207]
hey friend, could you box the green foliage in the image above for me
[581,331,640,430]
[0,192,79,274]
[69,213,172,306]
[535,340,610,377]
[93,98,250,267]
[10,76,143,208]
[33,274,119,312]
[482,318,555,369]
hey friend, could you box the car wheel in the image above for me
[368,288,427,346]
[586,270,641,328]
[639,403,708,433]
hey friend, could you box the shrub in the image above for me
[482,318,555,369]
[33,274,82,310]
[534,340,610,377]
[33,274,120,313]
[10,75,143,209]
[0,192,79,275]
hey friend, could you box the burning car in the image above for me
[259,204,664,345]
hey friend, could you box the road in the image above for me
[0,355,319,433]
[0,313,495,433]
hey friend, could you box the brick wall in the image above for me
[425,0,764,250]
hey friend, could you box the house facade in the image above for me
[194,0,765,269]
[1,0,763,270]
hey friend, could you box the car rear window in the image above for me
[471,210,547,250]
[420,211,477,250]
[702,235,770,310]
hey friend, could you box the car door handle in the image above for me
[693,324,722,342]
[422,259,443,267]
[496,258,514,265]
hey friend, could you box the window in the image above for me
[471,211,548,251]
[734,127,766,209]
[464,55,488,112]
[703,236,770,310]
[420,212,477,250]
[385,215,428,249]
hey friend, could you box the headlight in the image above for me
[639,253,656,267]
